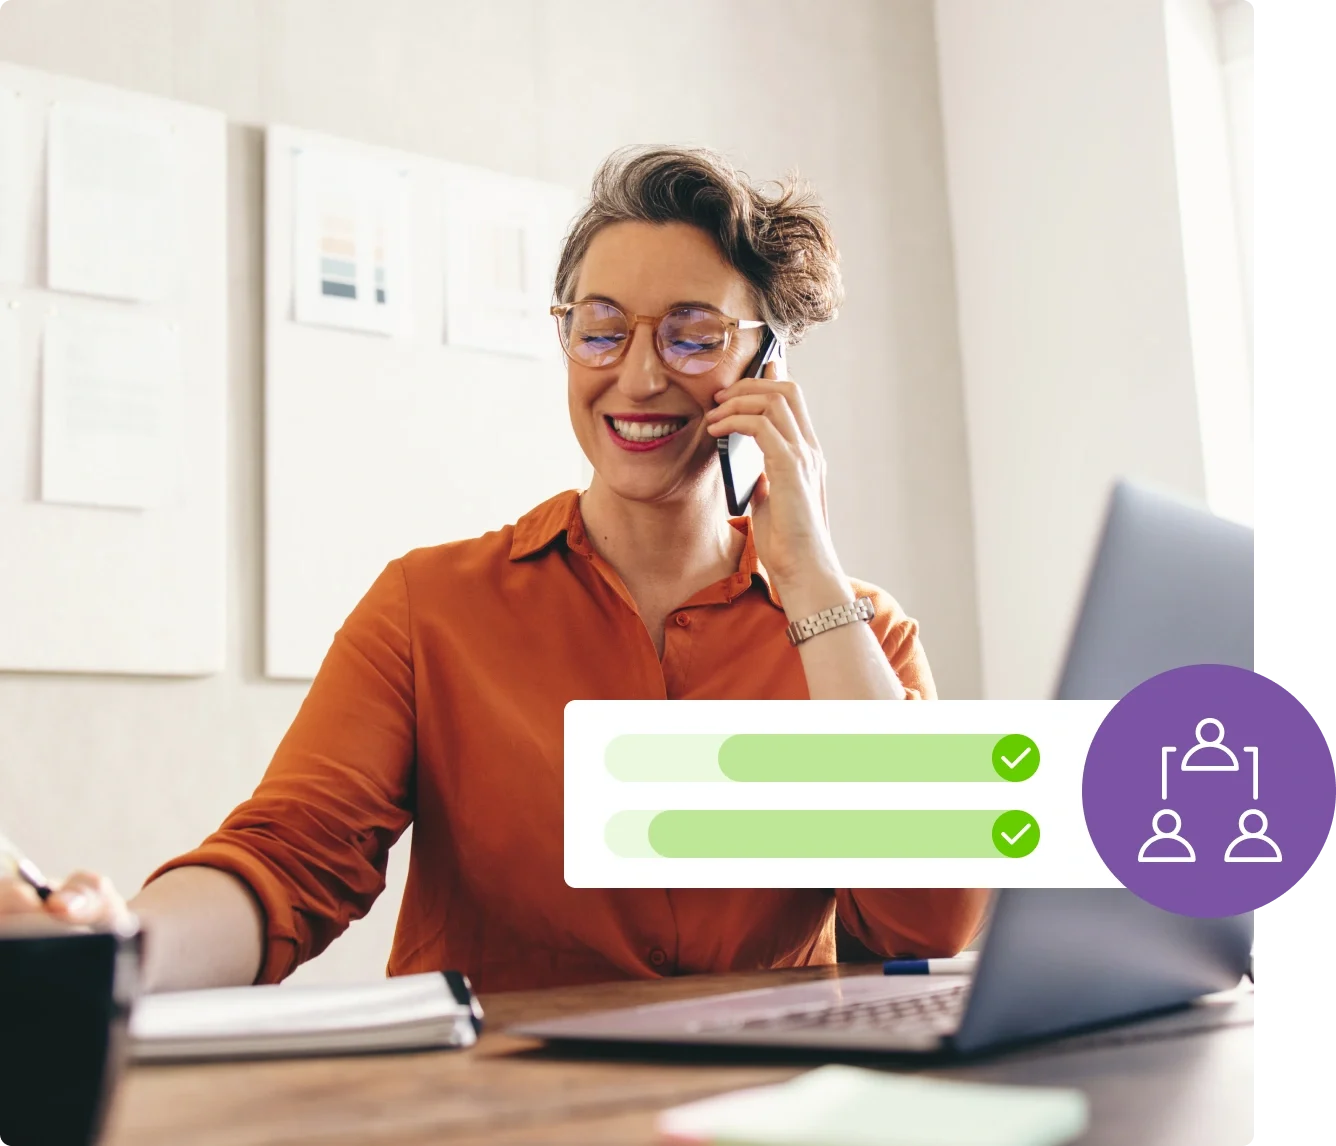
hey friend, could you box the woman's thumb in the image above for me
[750,472,770,511]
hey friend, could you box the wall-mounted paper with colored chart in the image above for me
[291,147,411,337]
[442,169,570,359]
[47,101,180,302]
[41,308,181,510]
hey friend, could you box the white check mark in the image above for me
[1000,822,1032,846]
[1000,746,1032,770]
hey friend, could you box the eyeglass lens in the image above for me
[558,302,730,375]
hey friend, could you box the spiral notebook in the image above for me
[129,970,483,1062]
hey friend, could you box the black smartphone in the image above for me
[718,328,783,515]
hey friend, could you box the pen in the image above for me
[0,827,53,901]
[883,952,978,976]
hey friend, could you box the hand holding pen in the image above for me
[0,827,131,929]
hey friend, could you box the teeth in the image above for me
[611,418,684,441]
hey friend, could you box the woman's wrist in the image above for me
[775,565,855,623]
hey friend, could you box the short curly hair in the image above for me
[554,146,843,345]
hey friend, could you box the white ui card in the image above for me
[47,101,180,303]
[291,146,412,337]
[41,309,181,510]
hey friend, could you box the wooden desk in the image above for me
[103,966,1252,1146]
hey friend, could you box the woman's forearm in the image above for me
[781,571,906,700]
[128,866,266,993]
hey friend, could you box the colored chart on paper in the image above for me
[373,223,387,304]
[319,210,358,300]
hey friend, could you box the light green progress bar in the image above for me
[606,734,1032,783]
[605,809,1037,858]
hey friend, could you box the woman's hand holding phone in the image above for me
[704,356,845,602]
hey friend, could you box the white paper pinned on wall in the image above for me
[47,101,180,302]
[0,88,23,285]
[442,170,568,359]
[0,303,18,472]
[291,147,412,337]
[41,309,181,510]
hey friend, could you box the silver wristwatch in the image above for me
[785,595,876,646]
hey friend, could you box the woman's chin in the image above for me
[594,457,706,505]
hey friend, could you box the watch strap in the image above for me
[785,595,876,646]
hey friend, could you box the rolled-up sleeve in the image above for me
[145,560,416,983]
[836,585,991,955]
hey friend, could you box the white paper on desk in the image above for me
[442,169,562,359]
[47,101,180,303]
[41,309,180,510]
[291,146,412,337]
[0,88,23,285]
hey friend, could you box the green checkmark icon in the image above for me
[992,810,1040,858]
[992,734,1040,782]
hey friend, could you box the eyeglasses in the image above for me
[550,300,766,376]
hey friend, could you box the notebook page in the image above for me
[131,972,462,1040]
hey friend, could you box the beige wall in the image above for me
[0,0,980,982]
[934,0,1247,699]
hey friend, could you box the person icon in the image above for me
[1138,809,1197,863]
[1162,718,1261,801]
[1224,809,1283,863]
[1180,718,1240,772]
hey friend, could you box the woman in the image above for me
[0,147,989,992]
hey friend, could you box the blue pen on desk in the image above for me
[883,952,979,976]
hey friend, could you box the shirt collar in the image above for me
[509,490,588,560]
[726,516,784,609]
[508,490,783,609]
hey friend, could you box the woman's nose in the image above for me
[616,325,668,398]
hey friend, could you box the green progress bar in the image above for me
[604,809,1039,858]
[606,734,1039,783]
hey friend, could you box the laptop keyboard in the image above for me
[698,981,968,1037]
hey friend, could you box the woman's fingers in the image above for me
[0,875,44,915]
[707,391,806,449]
[46,870,129,928]
[704,413,795,467]
[716,378,820,450]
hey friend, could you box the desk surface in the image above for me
[103,966,1252,1146]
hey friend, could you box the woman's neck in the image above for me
[578,475,744,598]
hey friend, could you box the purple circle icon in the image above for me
[1083,664,1336,917]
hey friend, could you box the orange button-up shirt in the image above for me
[152,491,986,992]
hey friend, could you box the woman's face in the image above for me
[566,221,764,505]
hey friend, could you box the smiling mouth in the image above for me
[604,415,690,444]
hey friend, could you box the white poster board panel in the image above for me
[0,64,225,676]
[265,125,582,679]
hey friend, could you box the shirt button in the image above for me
[649,947,668,967]
[674,612,691,628]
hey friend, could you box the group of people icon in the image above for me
[1137,717,1282,864]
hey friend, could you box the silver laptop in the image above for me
[510,890,1250,1054]
[1056,480,1253,699]
[513,482,1255,1055]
